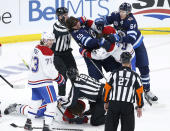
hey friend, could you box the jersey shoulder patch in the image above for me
[128,17,134,21]
[36,45,54,56]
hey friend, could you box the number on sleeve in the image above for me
[31,56,39,72]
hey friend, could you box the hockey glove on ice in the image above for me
[79,48,91,58]
[69,116,89,124]
[55,74,65,86]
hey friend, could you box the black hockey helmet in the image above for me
[119,2,132,13]
[66,67,79,81]
[120,52,132,64]
[56,7,68,16]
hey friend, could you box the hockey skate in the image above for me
[43,124,52,131]
[4,103,17,115]
[24,119,33,131]
[144,91,158,105]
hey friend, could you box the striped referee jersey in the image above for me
[62,74,104,108]
[104,66,144,108]
[52,20,71,52]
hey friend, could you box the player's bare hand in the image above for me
[137,108,142,118]
[104,102,109,112]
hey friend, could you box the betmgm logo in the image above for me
[29,0,110,21]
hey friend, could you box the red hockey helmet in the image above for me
[102,26,116,35]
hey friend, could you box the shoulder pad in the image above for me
[36,45,54,56]
[113,11,118,14]
[73,30,79,33]
[128,17,134,21]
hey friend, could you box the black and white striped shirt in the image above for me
[62,74,104,108]
[52,20,71,52]
[104,66,144,108]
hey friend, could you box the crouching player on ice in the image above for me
[24,32,65,131]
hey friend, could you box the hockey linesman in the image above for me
[51,7,77,96]
[104,52,144,131]
[60,68,106,126]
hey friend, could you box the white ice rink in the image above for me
[0,35,170,131]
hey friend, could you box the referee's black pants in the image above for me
[53,49,77,96]
[105,101,135,131]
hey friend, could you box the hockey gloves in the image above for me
[108,34,120,43]
[98,38,112,52]
[55,74,65,87]
[79,48,91,58]
[77,16,87,25]
[69,116,89,124]
[95,17,105,31]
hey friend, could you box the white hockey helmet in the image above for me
[41,32,55,40]
[41,32,55,45]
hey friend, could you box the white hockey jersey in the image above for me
[91,43,135,63]
[28,45,59,88]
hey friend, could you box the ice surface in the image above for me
[0,35,170,131]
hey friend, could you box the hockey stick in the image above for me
[21,58,30,70]
[88,58,107,81]
[57,105,70,122]
[0,75,24,89]
[17,53,30,70]
[10,123,83,131]
[144,92,152,106]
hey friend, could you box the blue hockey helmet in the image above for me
[119,2,132,14]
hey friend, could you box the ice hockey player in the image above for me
[95,2,158,103]
[79,26,136,71]
[66,16,121,115]
[66,16,122,79]
[104,52,144,131]
[52,7,78,96]
[24,32,65,131]
[59,68,107,126]
[4,100,88,124]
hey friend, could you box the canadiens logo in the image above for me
[128,17,133,21]
[114,21,118,26]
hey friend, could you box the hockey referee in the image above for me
[103,52,144,131]
[51,7,77,96]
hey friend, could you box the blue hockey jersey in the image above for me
[104,12,143,49]
[70,26,100,50]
